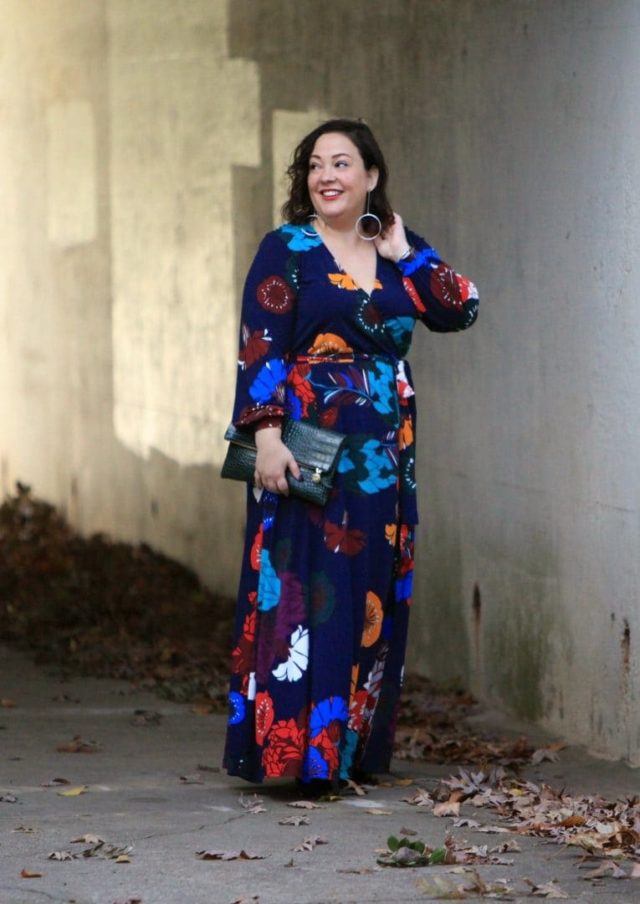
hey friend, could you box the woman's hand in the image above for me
[254,427,301,495]
[374,212,410,262]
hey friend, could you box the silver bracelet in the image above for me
[397,245,414,262]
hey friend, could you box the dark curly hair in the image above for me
[281,118,394,237]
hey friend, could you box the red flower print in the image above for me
[323,515,366,556]
[348,688,368,732]
[430,264,463,309]
[238,324,272,369]
[257,275,294,314]
[231,610,256,675]
[250,525,263,571]
[403,277,425,313]
[254,690,274,745]
[318,407,338,428]
[310,727,340,775]
[287,366,315,417]
[261,718,304,777]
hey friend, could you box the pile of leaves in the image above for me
[0,485,233,706]
[402,766,640,876]
[395,675,536,766]
[1,485,545,768]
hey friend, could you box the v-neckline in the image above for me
[318,235,380,299]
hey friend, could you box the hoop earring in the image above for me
[302,214,319,237]
[355,192,382,241]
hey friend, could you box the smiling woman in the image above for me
[222,118,479,789]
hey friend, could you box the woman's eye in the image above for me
[336,160,348,168]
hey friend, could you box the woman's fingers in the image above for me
[254,453,301,495]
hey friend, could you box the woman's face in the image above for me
[307,132,378,228]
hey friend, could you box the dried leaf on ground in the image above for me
[1,697,16,707]
[278,815,310,826]
[523,879,569,898]
[20,867,43,879]
[345,779,367,796]
[292,835,328,852]
[287,799,325,810]
[415,874,468,899]
[82,842,133,860]
[583,860,628,880]
[239,793,266,814]
[1,793,18,803]
[196,849,266,861]
[56,735,100,754]
[71,833,104,844]
[13,825,34,833]
[48,850,75,861]
[57,785,88,797]
[179,773,204,784]
[41,777,70,787]
[130,709,162,726]
[530,744,565,765]
[402,787,434,807]
[366,808,393,815]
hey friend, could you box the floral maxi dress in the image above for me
[223,224,478,783]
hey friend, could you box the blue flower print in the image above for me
[368,363,397,416]
[279,223,323,252]
[257,549,281,611]
[303,745,329,780]
[395,571,413,602]
[228,691,245,725]
[385,316,415,357]
[249,358,287,404]
[358,439,396,495]
[310,696,349,739]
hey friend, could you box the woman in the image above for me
[223,119,478,787]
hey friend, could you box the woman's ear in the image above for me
[367,167,379,192]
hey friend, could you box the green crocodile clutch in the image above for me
[221,418,346,506]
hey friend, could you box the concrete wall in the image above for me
[1,0,639,762]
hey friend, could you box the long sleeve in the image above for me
[398,228,479,333]
[232,231,298,427]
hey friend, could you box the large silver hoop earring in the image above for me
[355,192,382,241]
[302,214,319,237]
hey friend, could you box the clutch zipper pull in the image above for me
[311,467,322,484]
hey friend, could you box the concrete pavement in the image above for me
[1,644,638,904]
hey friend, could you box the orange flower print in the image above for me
[399,415,414,451]
[362,591,383,648]
[231,610,256,675]
[254,690,274,745]
[328,272,359,291]
[384,523,397,546]
[307,332,352,356]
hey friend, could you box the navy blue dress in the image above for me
[223,224,478,783]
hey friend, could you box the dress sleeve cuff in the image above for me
[396,245,441,276]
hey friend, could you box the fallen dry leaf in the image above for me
[20,868,43,878]
[239,793,266,814]
[13,825,34,833]
[179,773,204,784]
[345,779,367,796]
[402,787,433,807]
[48,850,75,861]
[366,808,393,816]
[130,709,162,726]
[56,785,88,797]
[433,799,461,818]
[583,860,628,880]
[82,842,133,860]
[71,833,104,844]
[1,793,18,803]
[1,697,16,708]
[523,879,569,898]
[41,777,70,787]
[56,735,100,754]
[278,815,310,826]
[191,702,214,715]
[287,800,325,810]
[196,849,265,861]
[292,835,328,852]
